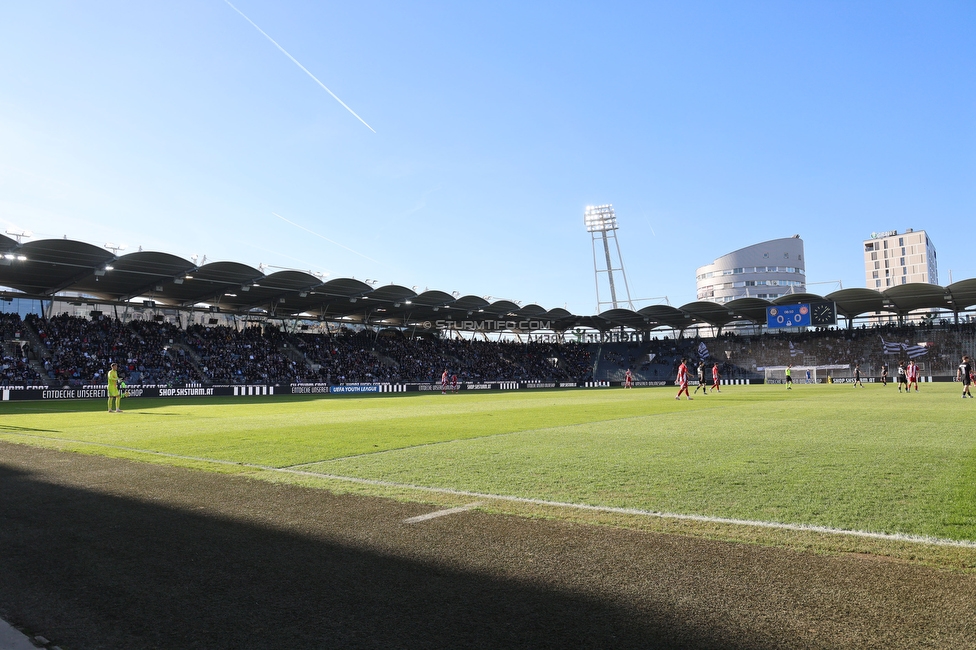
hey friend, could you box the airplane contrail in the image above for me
[272,213,381,264]
[642,211,656,236]
[223,0,376,133]
[233,238,331,276]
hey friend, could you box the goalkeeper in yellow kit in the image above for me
[107,362,123,413]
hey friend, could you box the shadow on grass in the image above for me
[0,392,441,415]
[0,424,62,433]
[1,394,327,414]
[0,461,751,650]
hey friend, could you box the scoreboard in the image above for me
[766,302,837,329]
[766,304,810,328]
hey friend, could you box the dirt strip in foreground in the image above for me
[0,441,974,650]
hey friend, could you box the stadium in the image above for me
[1,232,976,648]
[3,233,976,391]
[3,3,976,648]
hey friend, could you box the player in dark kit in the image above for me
[694,361,707,394]
[897,361,908,392]
[880,362,888,387]
[853,364,863,388]
[957,355,973,398]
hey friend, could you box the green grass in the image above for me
[2,384,975,560]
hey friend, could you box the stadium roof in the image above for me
[1,235,974,333]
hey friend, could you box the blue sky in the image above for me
[1,1,973,314]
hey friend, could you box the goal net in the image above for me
[763,365,849,384]
[764,366,819,384]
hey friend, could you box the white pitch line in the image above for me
[403,502,482,524]
[4,431,976,549]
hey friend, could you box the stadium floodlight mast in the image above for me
[584,204,635,312]
[4,229,32,244]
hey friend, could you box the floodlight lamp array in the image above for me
[584,204,618,232]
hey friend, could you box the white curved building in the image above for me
[696,236,806,303]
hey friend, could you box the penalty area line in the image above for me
[3,431,975,549]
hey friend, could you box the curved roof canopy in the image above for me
[825,288,887,319]
[678,301,737,328]
[1,239,116,296]
[884,282,951,314]
[637,305,690,330]
[3,235,975,333]
[946,279,976,311]
[598,309,650,330]
[725,298,773,325]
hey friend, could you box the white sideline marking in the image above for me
[403,502,482,524]
[4,432,976,549]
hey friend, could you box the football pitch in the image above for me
[3,383,975,568]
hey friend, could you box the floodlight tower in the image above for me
[584,204,635,312]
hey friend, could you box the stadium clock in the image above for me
[810,302,837,326]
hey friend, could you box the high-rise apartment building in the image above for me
[863,229,937,290]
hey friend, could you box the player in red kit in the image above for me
[907,360,919,392]
[624,368,633,389]
[675,358,692,400]
[441,369,449,394]
[451,373,458,393]
[711,362,721,392]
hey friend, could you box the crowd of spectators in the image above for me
[574,320,976,382]
[185,324,316,384]
[292,330,593,383]
[127,321,200,385]
[291,330,395,384]
[3,312,975,388]
[30,313,126,385]
[716,320,976,378]
[26,314,200,387]
[0,314,44,386]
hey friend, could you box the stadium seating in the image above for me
[1,312,973,388]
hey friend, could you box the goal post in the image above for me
[764,366,817,385]
[763,365,850,384]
